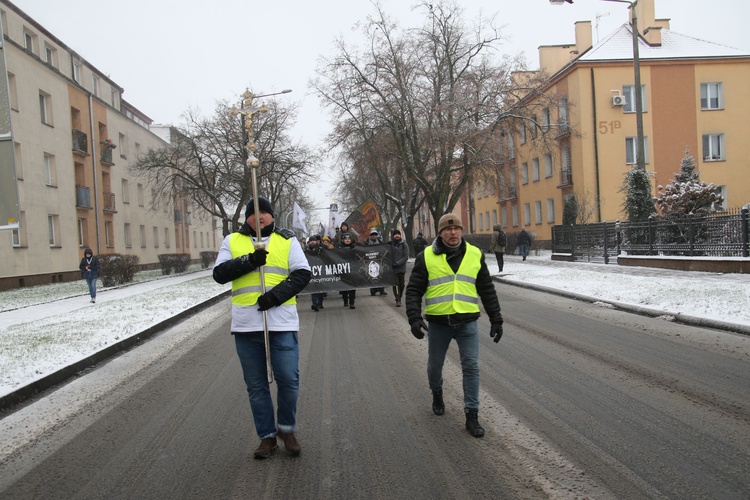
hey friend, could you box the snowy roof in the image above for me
[579,24,750,63]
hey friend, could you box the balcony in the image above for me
[560,169,573,186]
[100,147,115,166]
[72,129,88,156]
[103,191,117,213]
[75,185,91,208]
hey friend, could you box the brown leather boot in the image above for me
[253,437,278,459]
[277,430,301,457]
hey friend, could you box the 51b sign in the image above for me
[599,120,622,134]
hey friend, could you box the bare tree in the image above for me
[313,1,559,234]
[130,98,318,236]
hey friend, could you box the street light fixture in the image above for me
[551,0,645,171]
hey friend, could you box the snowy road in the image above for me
[1,281,749,498]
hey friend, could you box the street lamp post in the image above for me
[551,0,645,171]
[229,88,292,384]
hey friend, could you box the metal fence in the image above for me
[552,208,750,263]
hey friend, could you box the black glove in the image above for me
[410,319,428,339]
[490,321,503,343]
[257,292,279,311]
[237,249,268,273]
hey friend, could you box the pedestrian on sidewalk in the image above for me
[517,227,531,261]
[413,232,428,257]
[388,229,409,307]
[212,196,312,459]
[337,233,358,309]
[405,212,503,438]
[489,224,507,273]
[79,248,100,303]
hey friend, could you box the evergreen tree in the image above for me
[621,166,654,222]
[655,149,722,216]
[562,195,578,225]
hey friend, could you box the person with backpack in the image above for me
[489,224,507,273]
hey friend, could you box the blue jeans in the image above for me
[518,244,528,258]
[311,292,325,306]
[234,331,300,439]
[427,320,480,411]
[85,276,97,298]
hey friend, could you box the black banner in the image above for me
[303,244,394,294]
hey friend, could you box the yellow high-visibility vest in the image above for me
[228,232,296,306]
[424,242,481,315]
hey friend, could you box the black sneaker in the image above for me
[311,304,319,311]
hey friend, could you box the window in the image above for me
[519,123,526,144]
[561,144,572,184]
[11,212,26,247]
[625,136,649,164]
[547,198,555,223]
[140,225,146,248]
[512,205,519,226]
[509,167,517,198]
[702,133,725,161]
[492,210,497,226]
[523,203,530,226]
[623,85,648,113]
[8,72,17,110]
[124,223,132,248]
[23,29,35,53]
[92,76,100,97]
[193,230,197,248]
[14,142,23,180]
[200,231,204,249]
[44,43,57,67]
[153,226,159,248]
[701,83,723,110]
[501,207,507,227]
[137,183,144,206]
[485,211,490,230]
[529,115,538,139]
[135,142,141,159]
[541,108,550,132]
[535,201,543,224]
[558,96,569,128]
[72,60,81,83]
[164,227,170,248]
[119,133,128,159]
[507,131,515,159]
[544,153,553,178]
[521,162,529,184]
[39,91,52,125]
[48,214,60,247]
[121,179,130,204]
[478,212,483,231]
[532,158,540,182]
[43,153,56,186]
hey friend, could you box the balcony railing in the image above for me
[101,147,114,165]
[72,129,88,155]
[103,191,117,213]
[560,169,572,186]
[75,185,91,208]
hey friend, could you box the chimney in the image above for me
[644,26,662,46]
[632,0,656,38]
[575,21,592,54]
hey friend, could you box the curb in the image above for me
[0,290,230,413]
[495,277,750,336]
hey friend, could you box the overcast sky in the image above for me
[13,0,749,215]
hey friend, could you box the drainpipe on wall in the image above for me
[590,68,602,222]
[88,94,101,254]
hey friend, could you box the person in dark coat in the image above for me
[364,228,387,296]
[413,232,428,256]
[79,248,100,303]
[517,227,531,261]
[389,229,409,307]
[405,213,503,438]
[337,233,358,309]
[489,224,507,273]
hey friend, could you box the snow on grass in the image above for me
[0,276,228,397]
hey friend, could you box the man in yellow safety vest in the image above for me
[405,212,503,437]
[213,196,311,459]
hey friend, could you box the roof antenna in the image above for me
[596,11,610,43]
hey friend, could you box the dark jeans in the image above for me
[392,272,405,298]
[342,290,356,305]
[493,252,504,272]
[311,292,325,306]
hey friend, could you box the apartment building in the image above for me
[469,0,750,244]
[0,1,218,289]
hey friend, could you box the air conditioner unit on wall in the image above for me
[612,95,626,106]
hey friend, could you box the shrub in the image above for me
[99,254,140,287]
[157,254,191,275]
[200,251,219,269]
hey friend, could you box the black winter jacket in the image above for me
[405,237,502,326]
